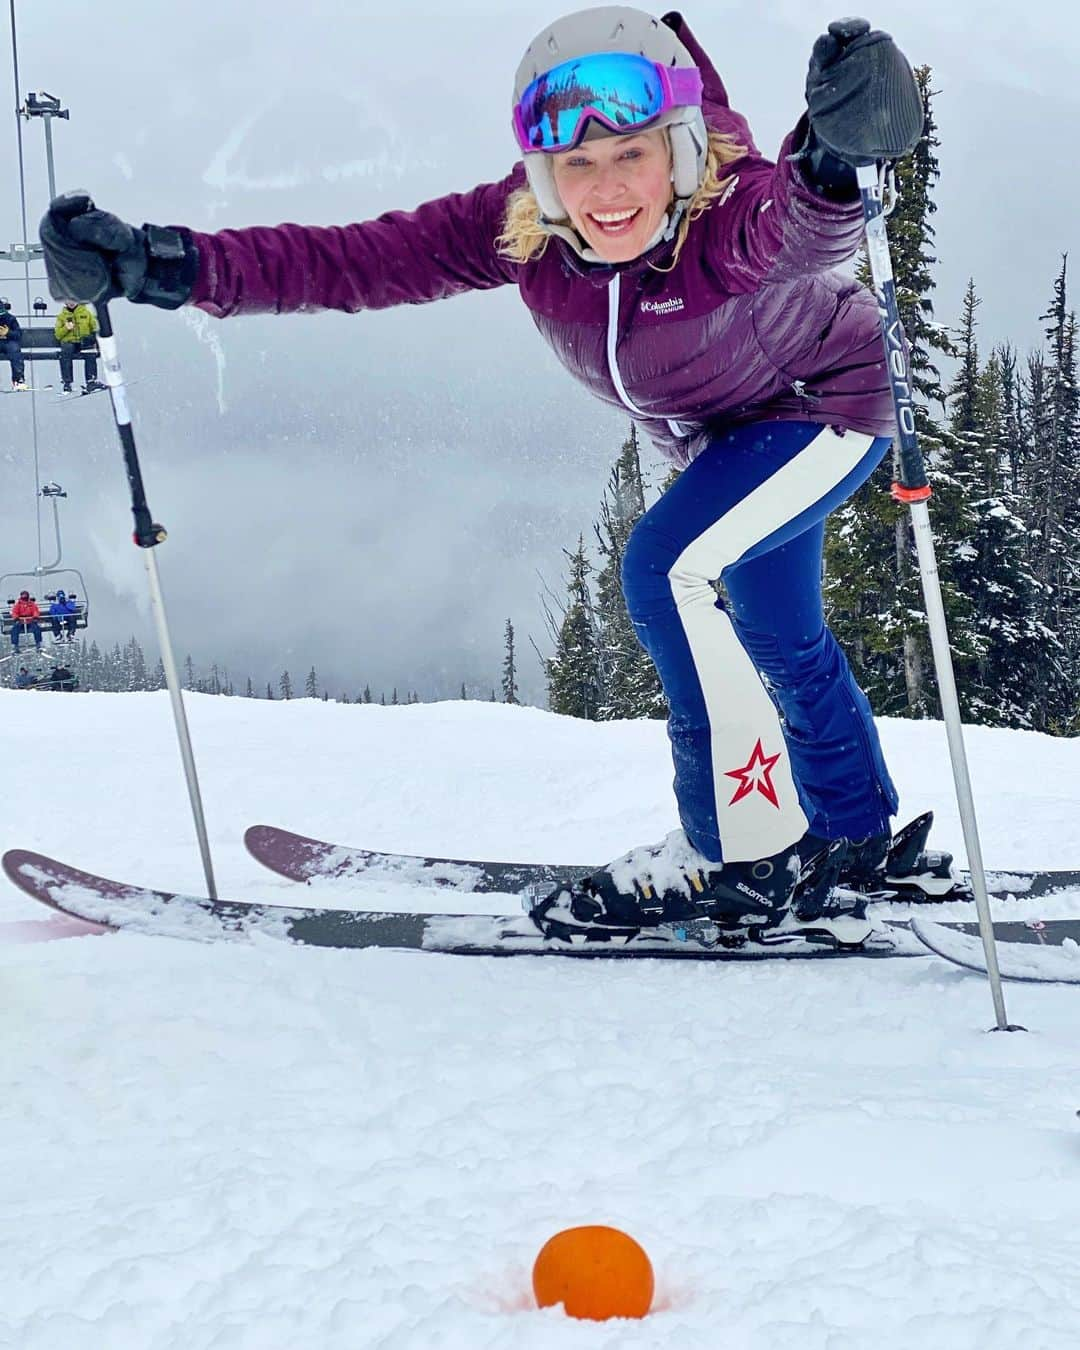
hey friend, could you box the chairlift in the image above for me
[0,300,100,374]
[0,482,90,645]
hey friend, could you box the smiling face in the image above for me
[551,127,673,263]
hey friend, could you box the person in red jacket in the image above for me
[10,590,43,652]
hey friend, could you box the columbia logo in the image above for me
[641,296,685,316]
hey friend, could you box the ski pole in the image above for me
[856,161,1019,1031]
[96,300,218,901]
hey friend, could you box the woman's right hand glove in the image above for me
[805,19,924,167]
[39,191,198,309]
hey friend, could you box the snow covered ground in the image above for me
[2,689,1079,1349]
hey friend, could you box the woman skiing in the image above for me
[40,8,932,944]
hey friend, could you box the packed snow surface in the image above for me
[2,690,1079,1349]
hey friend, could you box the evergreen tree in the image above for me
[460,682,467,700]
[245,677,255,698]
[279,670,293,700]
[997,342,1025,496]
[183,655,196,691]
[362,685,372,704]
[1025,258,1080,730]
[593,424,665,719]
[546,536,602,719]
[970,352,1046,725]
[927,279,989,705]
[120,638,145,692]
[266,682,274,700]
[85,640,104,691]
[501,619,519,704]
[305,666,319,698]
[936,289,1043,725]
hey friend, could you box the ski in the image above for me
[243,823,1080,904]
[910,917,1080,985]
[54,377,147,403]
[4,846,908,962]
[243,824,584,893]
[4,847,1080,977]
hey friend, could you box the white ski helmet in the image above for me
[512,6,708,226]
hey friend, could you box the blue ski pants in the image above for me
[1,337,24,384]
[621,420,899,864]
[11,620,42,650]
[58,338,97,385]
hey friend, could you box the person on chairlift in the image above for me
[41,664,77,692]
[55,300,104,393]
[10,590,42,651]
[0,297,27,390]
[49,588,78,641]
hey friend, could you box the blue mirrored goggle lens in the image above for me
[517,52,666,151]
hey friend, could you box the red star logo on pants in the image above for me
[724,738,783,808]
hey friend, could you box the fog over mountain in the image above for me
[1,0,1076,700]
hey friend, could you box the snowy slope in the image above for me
[2,690,1079,1349]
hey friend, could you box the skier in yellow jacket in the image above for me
[54,300,103,393]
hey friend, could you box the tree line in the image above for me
[4,633,524,707]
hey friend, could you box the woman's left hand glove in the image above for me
[39,191,196,309]
[805,18,923,167]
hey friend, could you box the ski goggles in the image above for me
[513,51,702,154]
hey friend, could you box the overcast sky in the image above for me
[1,0,1077,701]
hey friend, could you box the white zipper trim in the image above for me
[606,274,692,441]
[606,274,646,416]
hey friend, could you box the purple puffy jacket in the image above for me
[188,13,894,467]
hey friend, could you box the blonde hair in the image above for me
[496,129,747,268]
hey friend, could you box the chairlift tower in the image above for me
[23,91,68,199]
[0,89,68,263]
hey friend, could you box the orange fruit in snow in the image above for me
[532,1224,654,1320]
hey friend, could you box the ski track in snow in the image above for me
[1,691,1079,1348]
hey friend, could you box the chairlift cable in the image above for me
[7,0,45,572]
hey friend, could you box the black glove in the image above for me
[39,191,198,309]
[805,19,924,168]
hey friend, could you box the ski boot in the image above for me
[529,830,798,943]
[529,832,869,948]
[802,811,966,903]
